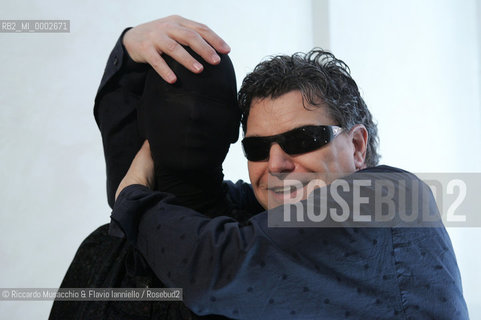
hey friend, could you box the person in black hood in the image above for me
[49,32,260,320]
[136,47,239,218]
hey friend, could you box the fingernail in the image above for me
[167,73,177,83]
[193,62,203,72]
[223,43,231,52]
[212,54,220,64]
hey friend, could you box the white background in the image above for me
[0,0,479,318]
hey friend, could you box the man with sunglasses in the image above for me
[110,16,468,319]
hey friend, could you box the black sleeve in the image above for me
[93,28,149,208]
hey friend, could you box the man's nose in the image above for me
[267,143,295,173]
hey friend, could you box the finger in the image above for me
[141,140,152,157]
[155,36,205,73]
[145,47,177,83]
[181,18,231,54]
[169,27,221,65]
[143,139,150,149]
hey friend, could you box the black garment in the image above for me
[49,224,225,319]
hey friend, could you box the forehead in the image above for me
[246,90,335,137]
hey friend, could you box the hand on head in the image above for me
[123,15,231,83]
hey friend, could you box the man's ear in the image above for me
[350,125,368,170]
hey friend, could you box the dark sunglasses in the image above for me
[242,125,343,161]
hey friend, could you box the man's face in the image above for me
[246,90,366,210]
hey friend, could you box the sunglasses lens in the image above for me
[282,126,330,154]
[242,138,270,161]
[242,126,338,161]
